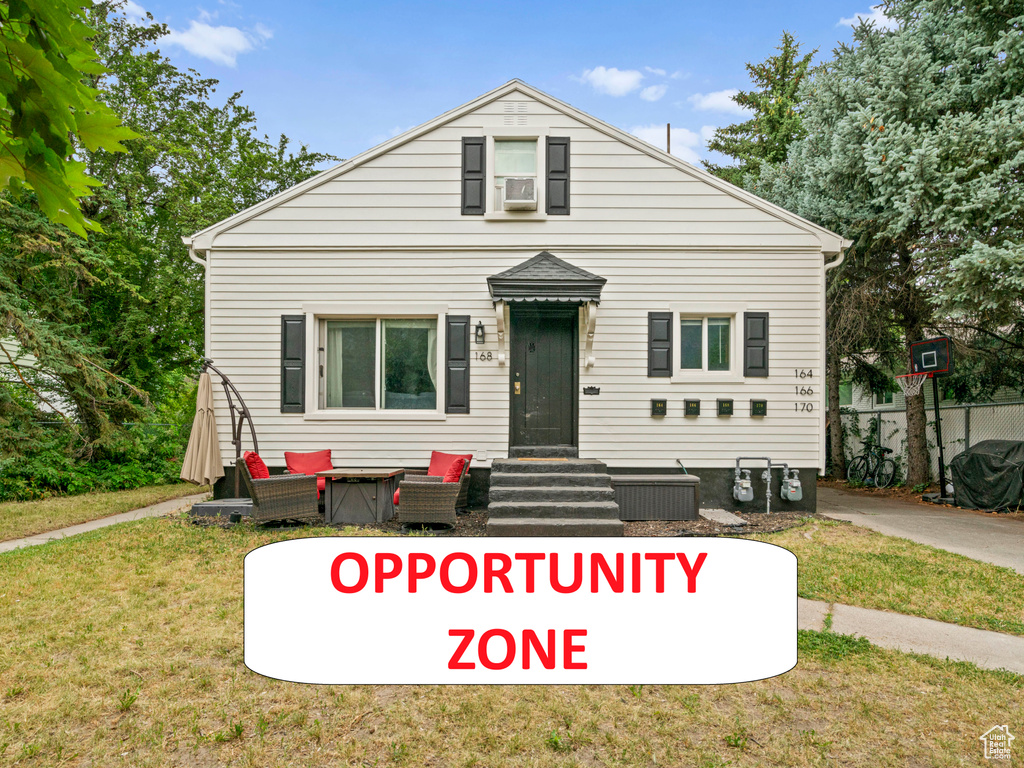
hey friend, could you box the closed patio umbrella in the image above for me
[180,372,224,485]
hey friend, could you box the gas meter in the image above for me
[733,469,754,503]
[781,469,802,502]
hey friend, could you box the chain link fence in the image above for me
[840,401,1024,483]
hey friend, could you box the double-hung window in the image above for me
[493,139,537,210]
[320,318,438,411]
[680,316,732,373]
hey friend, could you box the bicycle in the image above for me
[846,440,897,488]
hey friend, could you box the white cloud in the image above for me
[645,66,667,76]
[577,66,645,97]
[687,89,750,116]
[838,5,898,29]
[640,84,667,102]
[700,125,717,143]
[670,70,689,80]
[164,19,272,66]
[630,124,702,164]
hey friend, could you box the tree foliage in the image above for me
[0,0,136,236]
[703,32,816,186]
[1,2,337,485]
[752,0,1024,483]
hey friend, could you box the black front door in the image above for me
[510,306,578,447]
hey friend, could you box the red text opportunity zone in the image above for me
[330,551,708,595]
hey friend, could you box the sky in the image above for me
[121,0,894,167]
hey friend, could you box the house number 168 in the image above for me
[474,351,493,361]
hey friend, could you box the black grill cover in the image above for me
[949,440,1024,511]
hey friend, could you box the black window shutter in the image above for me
[744,312,770,377]
[546,137,570,215]
[648,312,672,377]
[445,315,470,413]
[461,137,485,215]
[281,315,306,413]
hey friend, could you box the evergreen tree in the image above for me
[753,0,1024,486]
[703,32,816,187]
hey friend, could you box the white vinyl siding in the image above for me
[207,250,824,469]
[211,95,823,251]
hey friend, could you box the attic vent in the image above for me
[503,101,528,125]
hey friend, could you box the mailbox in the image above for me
[717,398,734,416]
[751,399,768,416]
[684,399,701,416]
[651,399,667,416]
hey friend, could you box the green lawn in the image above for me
[0,483,207,542]
[0,518,1020,767]
[756,519,1024,636]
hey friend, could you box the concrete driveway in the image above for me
[818,486,1024,575]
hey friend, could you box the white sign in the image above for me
[244,537,796,684]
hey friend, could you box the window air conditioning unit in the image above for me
[503,177,537,211]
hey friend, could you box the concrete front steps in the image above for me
[486,452,623,536]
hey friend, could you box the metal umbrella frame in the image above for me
[201,358,259,498]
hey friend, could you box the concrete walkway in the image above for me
[818,486,1024,575]
[0,492,210,554]
[799,597,1024,675]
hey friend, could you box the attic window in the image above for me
[494,140,536,210]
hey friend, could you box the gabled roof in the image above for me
[186,79,850,254]
[487,251,606,303]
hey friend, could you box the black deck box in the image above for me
[610,475,700,521]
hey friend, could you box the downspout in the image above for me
[184,239,210,358]
[820,243,850,474]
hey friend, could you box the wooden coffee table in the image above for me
[317,468,404,525]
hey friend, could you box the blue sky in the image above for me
[122,0,892,166]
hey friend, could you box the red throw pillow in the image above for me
[243,451,270,480]
[443,457,466,483]
[393,488,400,506]
[427,451,473,477]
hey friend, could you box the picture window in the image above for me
[319,318,438,411]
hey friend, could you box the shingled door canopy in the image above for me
[487,251,605,368]
[486,251,606,303]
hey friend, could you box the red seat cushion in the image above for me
[243,451,270,480]
[443,457,466,483]
[427,451,473,477]
[393,488,400,506]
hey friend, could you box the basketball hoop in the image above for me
[895,371,930,397]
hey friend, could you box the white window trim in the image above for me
[875,390,896,407]
[483,128,548,221]
[669,302,749,384]
[301,303,448,421]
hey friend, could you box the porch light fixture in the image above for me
[474,321,485,344]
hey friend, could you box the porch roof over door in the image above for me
[486,251,606,303]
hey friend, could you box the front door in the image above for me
[510,306,578,447]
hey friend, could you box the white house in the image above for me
[185,80,848,515]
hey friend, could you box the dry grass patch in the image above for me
[756,519,1024,635]
[0,483,207,542]
[0,517,1021,766]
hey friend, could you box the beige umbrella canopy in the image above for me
[180,372,224,485]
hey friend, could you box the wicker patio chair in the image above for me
[240,461,322,524]
[395,462,467,527]
[403,464,471,510]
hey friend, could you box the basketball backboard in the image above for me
[909,336,952,377]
